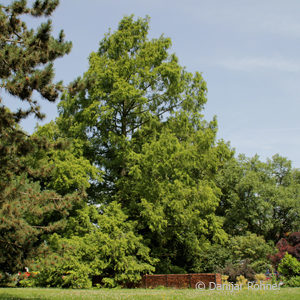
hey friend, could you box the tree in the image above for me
[0,174,81,276]
[0,0,71,193]
[216,154,300,243]
[0,0,71,119]
[29,121,100,195]
[58,15,210,203]
[58,15,233,273]
[192,232,274,274]
[0,0,77,275]
[32,202,156,288]
[116,118,232,273]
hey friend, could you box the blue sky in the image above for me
[8,0,300,168]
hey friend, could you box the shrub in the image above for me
[34,254,93,289]
[196,244,233,273]
[285,276,300,287]
[219,259,255,282]
[221,275,229,285]
[198,233,274,274]
[278,253,300,279]
[254,273,266,284]
[31,203,156,288]
[236,275,247,285]
[250,260,272,274]
[270,232,300,267]
[0,273,20,287]
[229,233,274,264]
[18,271,38,287]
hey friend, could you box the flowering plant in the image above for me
[18,270,39,287]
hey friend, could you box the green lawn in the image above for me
[0,288,300,300]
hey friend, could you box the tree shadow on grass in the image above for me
[0,294,44,300]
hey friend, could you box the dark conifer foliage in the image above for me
[0,0,78,275]
[0,0,71,120]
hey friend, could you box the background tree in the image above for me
[197,232,274,274]
[216,154,300,242]
[0,0,77,275]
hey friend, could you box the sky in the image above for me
[6,0,300,168]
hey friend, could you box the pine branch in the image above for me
[2,37,23,44]
[0,238,22,249]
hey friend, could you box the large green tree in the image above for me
[58,15,221,201]
[0,0,78,275]
[58,15,233,273]
[116,117,231,273]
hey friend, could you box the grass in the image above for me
[0,287,299,300]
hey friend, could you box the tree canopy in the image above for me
[0,0,77,275]
[216,154,300,241]
[0,9,299,287]
[58,15,210,202]
[57,15,234,273]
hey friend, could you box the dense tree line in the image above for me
[0,1,299,288]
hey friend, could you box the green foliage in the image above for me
[250,260,272,274]
[216,154,300,242]
[2,9,298,287]
[197,233,273,273]
[33,202,156,288]
[219,260,256,282]
[0,272,18,287]
[19,272,38,288]
[229,232,274,266]
[0,0,72,119]
[278,253,300,279]
[0,0,79,276]
[285,276,300,287]
[196,243,233,273]
[0,174,81,274]
[118,118,232,272]
[29,121,101,195]
[217,233,275,282]
[58,15,233,274]
[58,15,216,200]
